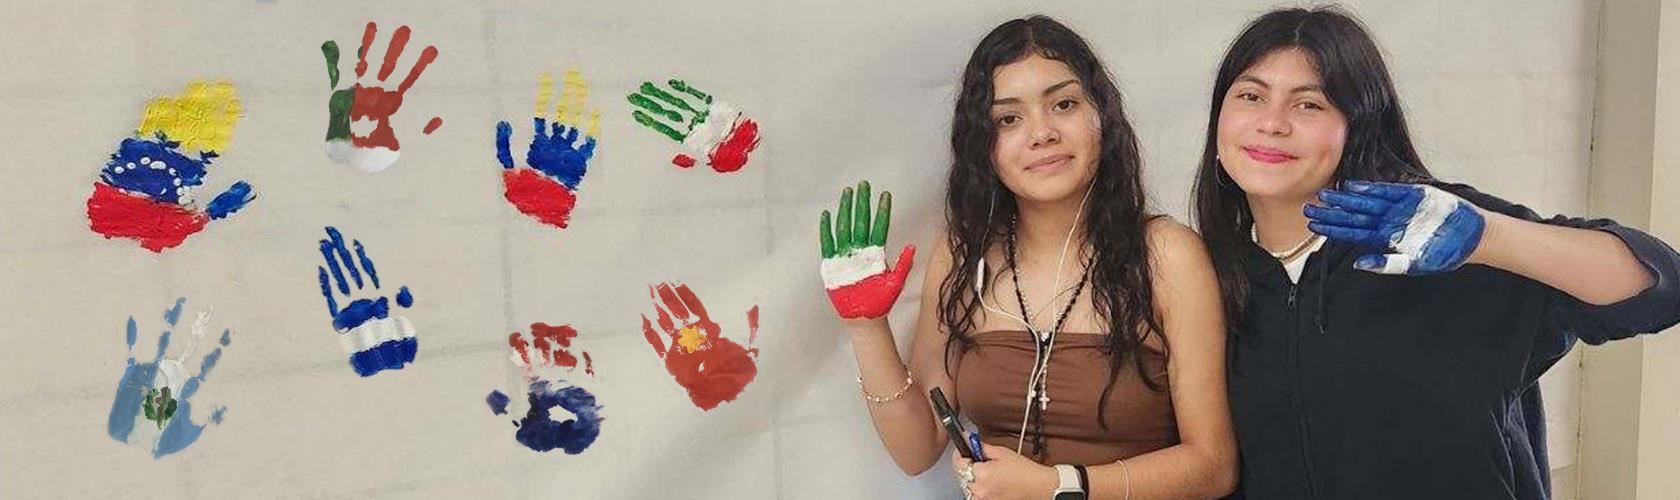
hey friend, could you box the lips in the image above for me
[1242,146,1297,164]
[1025,154,1073,172]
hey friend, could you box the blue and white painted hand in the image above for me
[106,298,231,459]
[316,226,417,376]
[1306,181,1486,275]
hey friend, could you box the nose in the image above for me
[1029,118,1061,148]
[1256,105,1291,137]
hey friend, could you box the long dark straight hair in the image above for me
[938,15,1165,429]
[1191,6,1436,327]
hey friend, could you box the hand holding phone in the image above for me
[930,387,985,461]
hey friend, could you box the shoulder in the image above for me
[1145,216,1211,264]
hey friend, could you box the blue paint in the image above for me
[316,227,417,377]
[205,181,254,220]
[105,298,231,458]
[102,136,210,204]
[347,337,418,377]
[487,390,512,415]
[333,297,389,332]
[355,240,380,289]
[495,117,595,190]
[1307,181,1486,275]
[509,380,603,454]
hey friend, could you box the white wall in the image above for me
[0,1,1601,498]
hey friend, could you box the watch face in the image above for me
[1053,492,1086,500]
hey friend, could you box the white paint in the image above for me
[325,140,400,173]
[820,246,887,289]
[682,100,741,157]
[1392,186,1462,262]
[336,315,417,354]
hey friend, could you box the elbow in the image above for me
[889,449,940,477]
[1194,445,1239,498]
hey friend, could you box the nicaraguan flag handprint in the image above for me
[315,226,417,376]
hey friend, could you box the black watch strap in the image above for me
[1074,464,1089,494]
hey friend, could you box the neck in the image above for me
[1247,193,1315,253]
[1014,193,1088,259]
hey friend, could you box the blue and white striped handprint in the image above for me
[1306,181,1486,275]
[316,227,417,376]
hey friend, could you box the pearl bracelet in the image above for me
[858,373,915,405]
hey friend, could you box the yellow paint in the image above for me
[137,81,242,152]
[676,325,706,353]
[532,72,555,119]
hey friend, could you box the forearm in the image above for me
[847,319,944,475]
[1471,211,1655,305]
[1085,443,1237,500]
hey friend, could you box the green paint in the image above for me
[638,82,703,118]
[820,211,836,259]
[669,80,712,105]
[628,94,684,125]
[322,40,352,142]
[142,387,177,429]
[632,110,687,142]
[322,41,341,89]
[871,192,892,247]
[326,89,353,142]
[854,181,872,248]
[836,187,853,256]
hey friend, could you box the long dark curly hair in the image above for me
[939,15,1166,431]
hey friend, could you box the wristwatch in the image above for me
[1053,464,1087,500]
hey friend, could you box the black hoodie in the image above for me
[1228,183,1680,500]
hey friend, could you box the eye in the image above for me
[995,114,1020,127]
[1052,97,1080,112]
[1234,91,1261,103]
[1295,100,1327,111]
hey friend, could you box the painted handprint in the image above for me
[486,322,604,454]
[626,78,760,173]
[820,180,917,319]
[87,81,254,252]
[106,298,232,459]
[498,70,600,230]
[321,22,442,173]
[1306,181,1486,275]
[641,282,760,411]
[315,226,417,376]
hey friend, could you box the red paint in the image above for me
[706,118,759,173]
[86,183,208,252]
[347,22,440,152]
[672,154,697,169]
[826,245,917,319]
[509,322,591,374]
[423,117,443,134]
[502,169,578,229]
[640,283,760,411]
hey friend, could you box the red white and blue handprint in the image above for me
[486,323,604,454]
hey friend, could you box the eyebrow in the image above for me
[1234,75,1323,94]
[992,79,1082,105]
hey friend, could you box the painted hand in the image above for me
[87,81,253,252]
[321,22,441,173]
[315,227,417,376]
[106,298,232,458]
[486,323,604,454]
[1306,180,1486,275]
[498,70,599,230]
[626,78,760,172]
[820,181,916,320]
[640,282,760,411]
[954,443,1058,500]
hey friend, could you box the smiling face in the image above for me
[1216,48,1348,204]
[988,54,1102,205]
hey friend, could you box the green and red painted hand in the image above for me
[820,181,915,320]
[627,78,760,173]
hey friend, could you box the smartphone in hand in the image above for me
[929,387,985,461]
